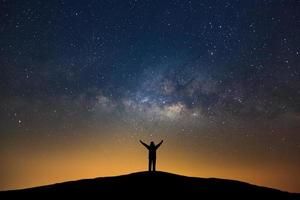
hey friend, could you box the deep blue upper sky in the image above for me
[0,0,299,129]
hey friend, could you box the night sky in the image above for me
[1,0,300,192]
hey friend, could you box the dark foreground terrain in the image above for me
[1,171,299,199]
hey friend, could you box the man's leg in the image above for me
[148,159,151,171]
[153,157,156,171]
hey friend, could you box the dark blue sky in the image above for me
[1,0,300,142]
[1,0,299,104]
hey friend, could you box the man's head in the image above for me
[150,141,155,146]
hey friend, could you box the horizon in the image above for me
[1,170,298,193]
[1,0,299,193]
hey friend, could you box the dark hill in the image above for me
[1,171,299,199]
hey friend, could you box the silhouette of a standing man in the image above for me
[140,140,163,172]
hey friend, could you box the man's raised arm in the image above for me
[156,140,163,149]
[140,140,149,149]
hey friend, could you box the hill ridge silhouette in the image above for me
[1,171,299,199]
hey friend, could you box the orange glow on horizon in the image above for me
[1,130,299,193]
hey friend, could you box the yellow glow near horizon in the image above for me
[1,130,299,193]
